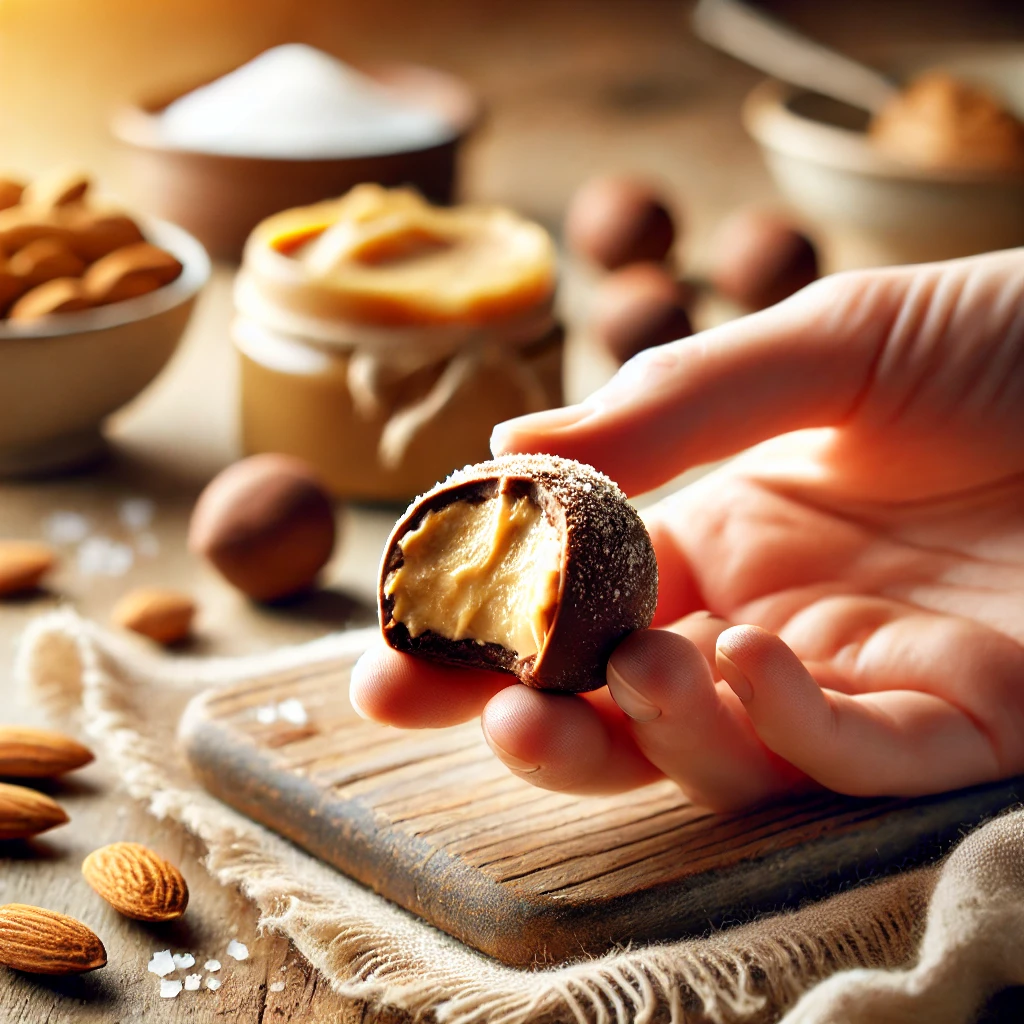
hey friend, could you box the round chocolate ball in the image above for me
[709,209,819,311]
[593,263,693,364]
[189,453,337,602]
[564,175,677,271]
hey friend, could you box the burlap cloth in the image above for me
[16,609,1024,1024]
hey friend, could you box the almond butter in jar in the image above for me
[233,185,563,501]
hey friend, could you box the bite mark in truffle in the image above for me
[379,454,658,693]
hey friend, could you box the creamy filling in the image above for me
[385,491,562,658]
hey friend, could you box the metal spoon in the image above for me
[692,0,899,115]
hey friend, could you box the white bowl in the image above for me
[743,45,1024,269]
[0,218,210,476]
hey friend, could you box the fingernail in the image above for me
[717,651,754,703]
[483,727,540,773]
[490,404,594,455]
[607,662,662,722]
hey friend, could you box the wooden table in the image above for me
[2,2,1023,1021]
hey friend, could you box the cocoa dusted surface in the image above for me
[380,454,658,692]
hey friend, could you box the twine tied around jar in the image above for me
[235,272,557,470]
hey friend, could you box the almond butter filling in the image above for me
[384,491,562,659]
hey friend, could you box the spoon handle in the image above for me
[692,0,899,115]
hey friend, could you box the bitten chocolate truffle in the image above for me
[565,176,677,271]
[379,454,658,693]
[710,208,818,311]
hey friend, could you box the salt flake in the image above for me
[148,950,175,977]
[160,979,183,998]
[119,497,156,531]
[77,536,134,577]
[226,939,249,961]
[173,952,195,969]
[42,511,91,545]
[255,705,277,725]
[184,973,202,991]
[206,977,222,991]
[277,698,308,725]
[269,981,285,992]
[204,959,221,972]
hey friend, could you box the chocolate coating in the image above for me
[594,262,693,363]
[565,176,676,271]
[379,454,658,693]
[710,209,818,311]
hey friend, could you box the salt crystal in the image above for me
[279,965,287,972]
[157,44,450,159]
[204,959,221,972]
[255,705,277,725]
[277,698,308,726]
[206,977,222,991]
[184,974,202,991]
[160,979,183,999]
[269,981,285,992]
[42,511,91,545]
[77,536,134,577]
[119,497,155,531]
[148,950,175,977]
[226,939,249,961]
[173,952,195,969]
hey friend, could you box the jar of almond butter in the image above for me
[233,185,563,501]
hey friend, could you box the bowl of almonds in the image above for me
[0,169,210,477]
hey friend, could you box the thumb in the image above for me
[492,268,905,496]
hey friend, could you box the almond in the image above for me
[0,727,93,778]
[8,238,86,288]
[22,169,91,210]
[111,588,195,645]
[0,179,24,212]
[7,278,92,321]
[0,782,68,839]
[82,842,189,922]
[0,904,106,974]
[0,540,56,596]
[84,242,183,306]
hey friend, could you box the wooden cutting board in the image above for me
[180,659,1024,967]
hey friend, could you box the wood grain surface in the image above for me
[182,660,1024,967]
[2,1,1023,1021]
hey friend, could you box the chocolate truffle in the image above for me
[379,454,658,693]
[594,262,693,364]
[710,209,818,311]
[565,176,677,271]
[189,453,336,602]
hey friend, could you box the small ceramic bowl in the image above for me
[112,62,481,262]
[743,45,1024,269]
[0,218,210,477]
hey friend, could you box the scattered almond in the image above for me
[8,277,92,320]
[0,782,69,839]
[82,842,189,922]
[0,540,56,596]
[0,904,106,974]
[111,587,195,645]
[0,726,93,778]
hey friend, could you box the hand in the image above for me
[351,249,1024,811]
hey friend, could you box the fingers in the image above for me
[606,629,808,810]
[716,625,1001,796]
[480,685,661,795]
[492,270,900,495]
[350,642,509,728]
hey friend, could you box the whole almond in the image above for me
[9,238,86,289]
[22,169,91,210]
[84,242,183,306]
[82,842,189,922]
[111,588,195,645]
[63,210,145,262]
[0,904,106,974]
[0,782,68,839]
[7,278,92,321]
[0,541,56,596]
[0,727,93,778]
